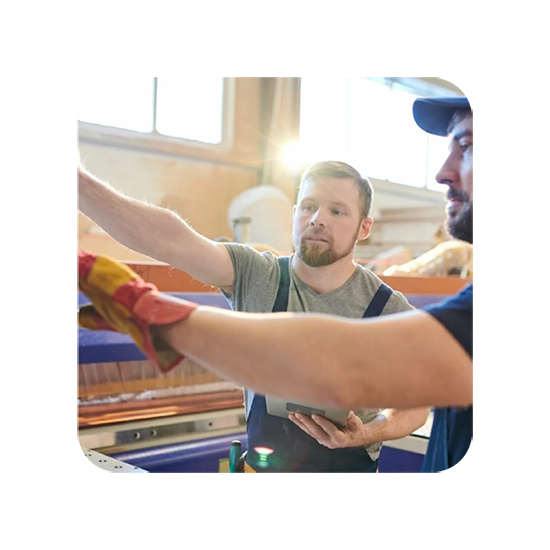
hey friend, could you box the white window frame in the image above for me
[77,77,236,155]
[379,78,461,192]
[298,77,461,192]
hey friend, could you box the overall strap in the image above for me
[362,283,392,318]
[272,257,291,312]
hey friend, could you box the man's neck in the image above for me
[291,254,357,295]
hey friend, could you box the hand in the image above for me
[78,250,198,372]
[288,411,368,449]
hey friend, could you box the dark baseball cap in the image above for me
[413,96,471,136]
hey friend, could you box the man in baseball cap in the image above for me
[412,95,473,471]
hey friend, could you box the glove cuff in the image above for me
[133,290,198,325]
[134,291,199,373]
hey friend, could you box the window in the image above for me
[298,77,458,190]
[78,77,226,145]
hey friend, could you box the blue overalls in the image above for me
[246,257,393,473]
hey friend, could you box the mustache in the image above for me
[447,189,470,202]
[301,229,330,241]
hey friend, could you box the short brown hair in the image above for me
[299,161,374,218]
[447,108,473,134]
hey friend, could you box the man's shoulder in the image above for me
[422,282,473,356]
[353,263,404,293]
[221,243,284,306]
[354,262,385,283]
[223,242,282,267]
[353,263,413,312]
[424,282,473,314]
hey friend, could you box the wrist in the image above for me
[359,416,386,446]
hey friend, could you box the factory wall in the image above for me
[78,77,449,262]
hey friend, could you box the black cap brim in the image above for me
[413,96,471,136]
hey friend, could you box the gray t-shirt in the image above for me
[221,242,414,461]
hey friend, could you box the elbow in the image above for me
[414,407,431,428]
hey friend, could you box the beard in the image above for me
[295,230,357,267]
[448,202,473,244]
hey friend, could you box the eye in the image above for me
[301,204,314,212]
[331,209,345,216]
[459,141,472,154]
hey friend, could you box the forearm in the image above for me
[78,169,185,261]
[360,407,430,445]
[156,307,472,410]
[77,168,235,286]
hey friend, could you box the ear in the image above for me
[356,217,373,242]
[293,204,297,215]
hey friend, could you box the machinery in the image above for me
[78,261,469,473]
[78,262,248,473]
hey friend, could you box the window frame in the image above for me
[77,77,236,156]
[298,77,462,192]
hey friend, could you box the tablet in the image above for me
[265,394,349,428]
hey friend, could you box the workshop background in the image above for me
[77,77,472,474]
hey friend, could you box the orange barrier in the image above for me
[123,260,470,296]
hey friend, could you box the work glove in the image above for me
[78,250,198,373]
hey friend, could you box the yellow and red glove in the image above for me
[78,250,198,373]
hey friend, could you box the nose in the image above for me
[435,151,460,190]
[309,208,327,226]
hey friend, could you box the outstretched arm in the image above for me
[155,306,472,410]
[79,251,472,411]
[78,162,234,287]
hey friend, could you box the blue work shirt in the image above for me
[421,283,473,472]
